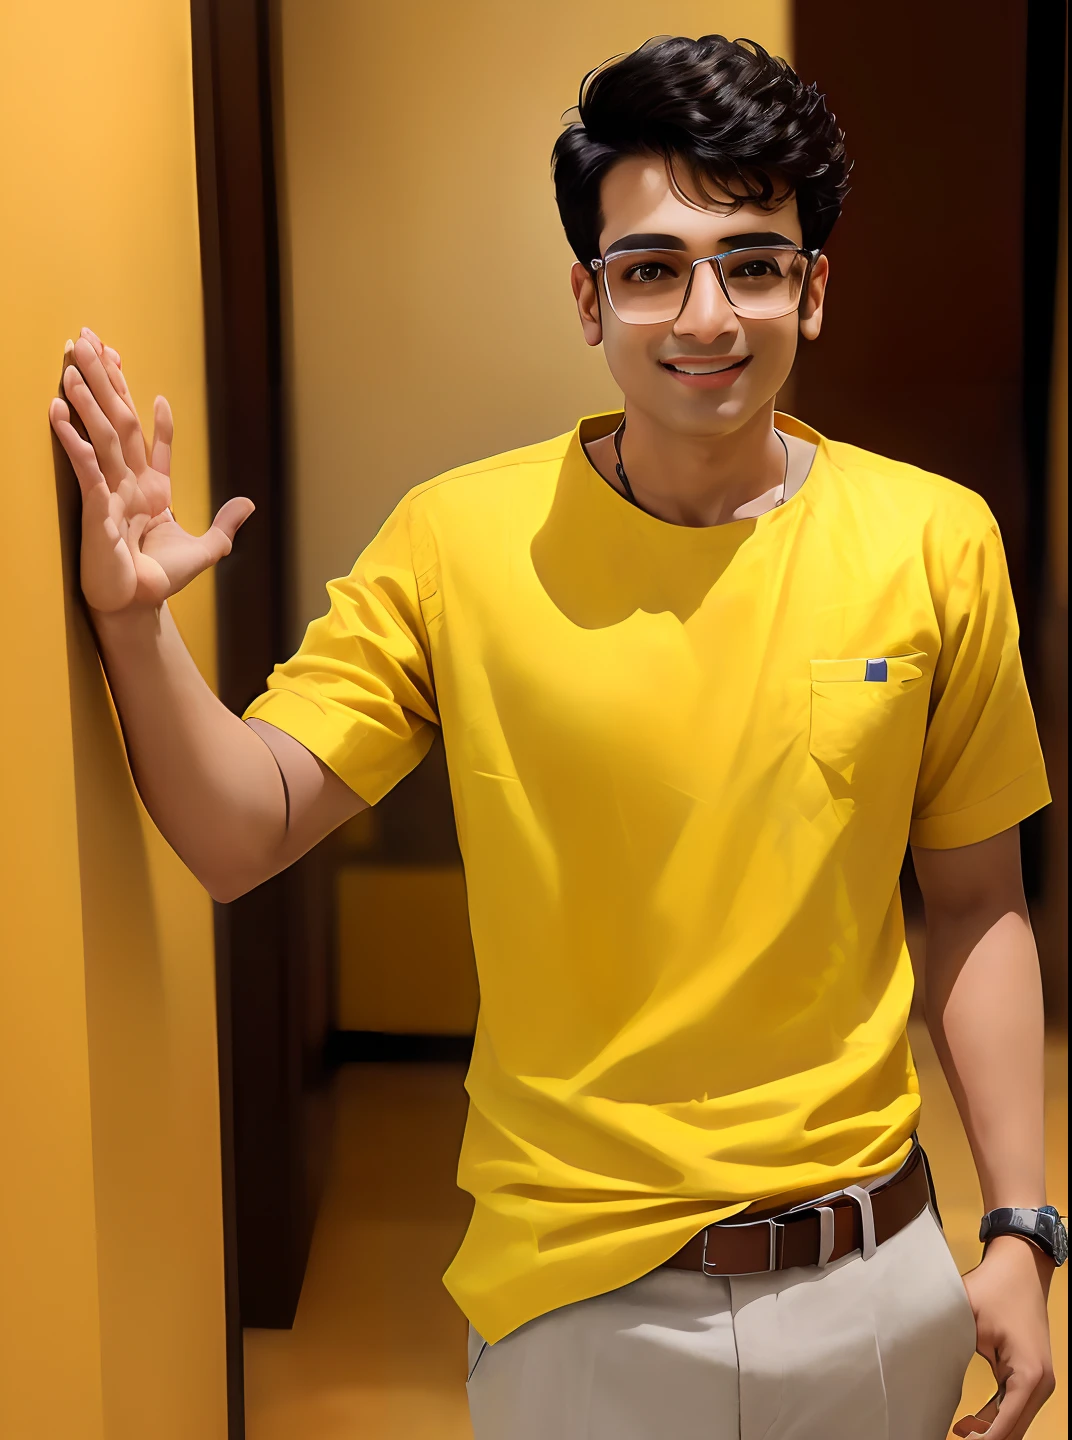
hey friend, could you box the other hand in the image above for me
[953,1236,1056,1438]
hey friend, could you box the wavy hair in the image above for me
[552,35,850,262]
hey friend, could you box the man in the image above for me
[49,33,1061,1440]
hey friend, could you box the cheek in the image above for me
[599,326,665,390]
[740,318,799,372]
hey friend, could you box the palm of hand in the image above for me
[115,452,172,522]
[49,333,253,612]
[135,508,230,605]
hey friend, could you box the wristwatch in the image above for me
[979,1206,1069,1266]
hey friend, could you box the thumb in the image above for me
[201,496,256,564]
[126,510,173,607]
[953,1387,1002,1436]
[126,511,152,553]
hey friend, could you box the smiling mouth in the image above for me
[660,357,751,375]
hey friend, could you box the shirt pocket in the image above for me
[809,652,928,781]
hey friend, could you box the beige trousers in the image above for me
[466,1208,977,1440]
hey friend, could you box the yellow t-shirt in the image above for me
[244,412,1050,1344]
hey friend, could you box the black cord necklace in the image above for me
[611,416,790,516]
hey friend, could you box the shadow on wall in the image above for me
[50,410,183,1422]
[51,411,167,1057]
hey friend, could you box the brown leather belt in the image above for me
[662,1143,932,1276]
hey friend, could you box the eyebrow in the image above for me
[603,230,797,257]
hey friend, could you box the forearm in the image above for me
[93,601,287,899]
[923,905,1047,1211]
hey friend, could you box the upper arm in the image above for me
[241,494,439,806]
[912,827,1040,1026]
[911,825,1028,928]
[246,717,368,871]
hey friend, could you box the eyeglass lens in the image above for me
[604,247,809,323]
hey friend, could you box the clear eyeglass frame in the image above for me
[590,243,821,324]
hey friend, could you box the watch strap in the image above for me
[980,1206,1068,1266]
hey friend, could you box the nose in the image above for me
[673,259,740,344]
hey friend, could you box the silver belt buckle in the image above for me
[701,1216,784,1275]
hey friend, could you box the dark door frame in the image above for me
[190,2,328,1435]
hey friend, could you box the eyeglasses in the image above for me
[590,243,821,325]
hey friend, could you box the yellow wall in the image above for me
[276,2,792,1032]
[0,5,228,1437]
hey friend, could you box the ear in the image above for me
[571,261,604,347]
[799,253,829,342]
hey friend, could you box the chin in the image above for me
[657,387,765,439]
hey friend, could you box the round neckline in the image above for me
[573,410,825,543]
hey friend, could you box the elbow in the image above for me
[199,858,274,905]
[205,878,246,905]
[185,823,287,904]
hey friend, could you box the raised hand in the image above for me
[49,328,254,612]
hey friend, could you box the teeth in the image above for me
[668,361,739,374]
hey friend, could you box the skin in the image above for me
[48,332,365,902]
[571,154,827,525]
[49,144,1055,1436]
[916,833,1056,1440]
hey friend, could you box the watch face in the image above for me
[1041,1206,1069,1267]
[1054,1219,1069,1267]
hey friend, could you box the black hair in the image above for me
[552,35,849,263]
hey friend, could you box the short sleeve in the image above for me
[243,494,438,804]
[910,511,1050,849]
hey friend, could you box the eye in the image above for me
[729,258,782,279]
[621,261,675,284]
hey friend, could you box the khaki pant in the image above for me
[466,1208,977,1439]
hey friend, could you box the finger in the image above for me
[76,337,140,457]
[51,401,138,613]
[999,1382,1053,1440]
[978,1369,1048,1440]
[99,350,140,421]
[79,328,121,371]
[98,351,148,468]
[201,497,256,563]
[62,363,128,487]
[953,1391,1000,1436]
[50,398,113,502]
[71,337,146,474]
[59,340,89,440]
[151,395,174,476]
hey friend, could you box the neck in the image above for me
[587,400,793,527]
